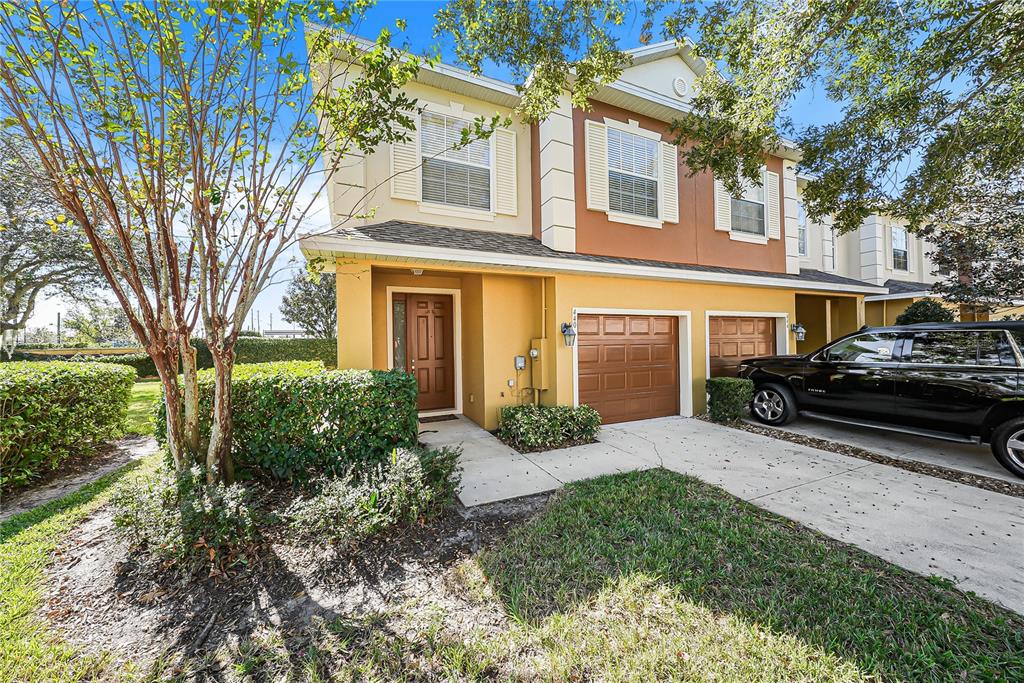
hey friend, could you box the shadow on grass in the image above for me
[478,468,1024,681]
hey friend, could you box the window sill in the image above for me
[418,202,496,221]
[729,231,769,244]
[607,211,663,229]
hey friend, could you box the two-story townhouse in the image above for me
[792,177,1006,326]
[792,179,944,344]
[300,39,885,429]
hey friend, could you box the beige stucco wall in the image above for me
[330,79,533,235]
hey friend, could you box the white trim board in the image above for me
[571,307,694,420]
[302,235,887,295]
[385,286,464,416]
[703,310,791,383]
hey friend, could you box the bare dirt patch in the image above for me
[43,491,551,676]
[1,437,157,522]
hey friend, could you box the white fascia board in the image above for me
[864,291,935,302]
[300,234,887,294]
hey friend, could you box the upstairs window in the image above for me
[607,128,659,219]
[731,172,767,236]
[420,111,491,211]
[797,201,808,256]
[892,226,908,271]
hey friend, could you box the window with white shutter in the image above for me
[731,171,767,236]
[714,167,781,241]
[420,111,491,211]
[607,128,659,219]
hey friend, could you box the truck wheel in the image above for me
[751,384,797,426]
[990,417,1024,479]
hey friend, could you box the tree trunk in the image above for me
[205,344,236,484]
[179,338,202,462]
[153,350,188,472]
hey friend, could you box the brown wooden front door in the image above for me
[708,316,776,378]
[577,313,679,424]
[402,293,455,411]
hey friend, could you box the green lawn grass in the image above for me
[0,458,155,683]
[125,380,162,436]
[477,469,1024,681]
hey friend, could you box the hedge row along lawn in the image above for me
[0,361,136,491]
[0,458,152,683]
[477,469,1024,681]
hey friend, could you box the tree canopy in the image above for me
[0,134,103,335]
[280,269,336,339]
[438,0,1024,233]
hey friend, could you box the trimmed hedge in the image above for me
[706,377,755,422]
[0,361,136,491]
[497,404,602,452]
[74,337,337,378]
[156,361,418,483]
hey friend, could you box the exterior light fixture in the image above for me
[410,268,423,276]
[790,323,807,342]
[561,322,577,347]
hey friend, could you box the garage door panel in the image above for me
[578,313,679,424]
[629,345,652,362]
[709,316,776,378]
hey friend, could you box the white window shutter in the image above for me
[584,120,609,211]
[765,170,781,240]
[908,236,915,274]
[494,128,517,216]
[713,178,731,232]
[659,142,679,223]
[390,115,420,201]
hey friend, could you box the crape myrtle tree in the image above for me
[437,0,1024,233]
[0,0,497,482]
[0,134,103,350]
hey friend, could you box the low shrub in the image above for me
[73,337,338,378]
[111,465,262,573]
[74,351,158,378]
[706,377,755,422]
[284,446,462,545]
[193,337,337,369]
[0,361,136,491]
[894,298,956,325]
[497,404,602,452]
[155,362,419,483]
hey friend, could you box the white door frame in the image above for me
[571,307,694,419]
[386,286,463,417]
[704,310,790,381]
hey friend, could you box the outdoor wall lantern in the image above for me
[790,323,807,342]
[560,322,577,347]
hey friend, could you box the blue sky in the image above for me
[29,0,845,338]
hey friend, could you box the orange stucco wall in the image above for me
[570,100,788,273]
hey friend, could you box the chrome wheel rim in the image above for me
[753,389,785,421]
[1005,429,1024,469]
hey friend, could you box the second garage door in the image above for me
[577,313,679,424]
[709,316,776,377]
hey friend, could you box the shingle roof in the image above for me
[884,278,936,296]
[328,220,883,290]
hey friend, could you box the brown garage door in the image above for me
[577,313,679,424]
[709,316,776,377]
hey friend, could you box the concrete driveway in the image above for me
[422,415,1024,616]
[772,416,1019,484]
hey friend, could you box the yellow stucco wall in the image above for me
[336,258,870,429]
[865,298,917,327]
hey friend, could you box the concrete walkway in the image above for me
[423,415,1024,616]
[772,416,1018,483]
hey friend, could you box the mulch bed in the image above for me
[43,491,551,675]
[703,415,1024,499]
